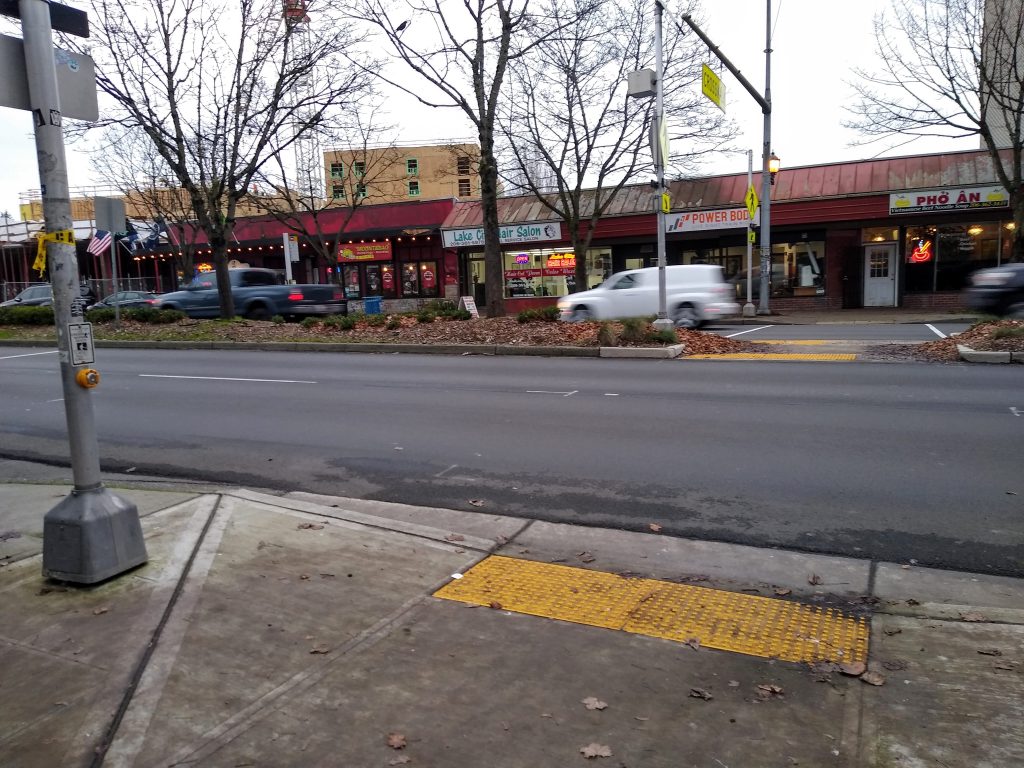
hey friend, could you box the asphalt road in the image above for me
[1,345,1021,576]
[708,321,973,342]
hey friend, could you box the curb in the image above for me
[956,344,1021,363]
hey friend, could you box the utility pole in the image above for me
[19,0,147,583]
[652,0,672,331]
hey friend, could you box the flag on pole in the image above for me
[87,229,112,256]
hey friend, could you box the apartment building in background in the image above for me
[323,141,481,205]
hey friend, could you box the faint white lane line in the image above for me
[139,374,316,384]
[925,323,947,339]
[1011,407,1021,417]
[725,326,771,338]
[526,390,577,397]
[0,350,58,360]
[435,464,459,478]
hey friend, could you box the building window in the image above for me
[329,162,344,179]
[355,183,367,199]
[408,180,420,197]
[353,160,365,177]
[406,158,419,176]
[331,184,345,200]
[458,178,471,197]
[457,156,472,175]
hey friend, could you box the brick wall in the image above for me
[901,292,967,310]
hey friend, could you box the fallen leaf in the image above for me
[960,612,987,622]
[860,671,886,686]
[634,716,650,721]
[577,551,596,563]
[839,662,866,677]
[689,688,713,700]
[468,499,485,507]
[648,523,662,532]
[320,573,336,579]
[883,628,903,636]
[994,661,1018,671]
[309,644,330,654]
[488,601,503,610]
[684,637,701,651]
[728,680,740,687]
[444,534,465,542]
[977,648,1003,656]
[297,522,324,530]
[773,588,792,596]
[388,757,411,766]
[905,598,921,606]
[387,732,407,750]
[756,684,784,698]
[92,606,109,615]
[808,574,822,586]
[581,696,608,711]
[494,535,510,545]
[579,743,613,759]
[299,574,311,580]
[882,659,908,671]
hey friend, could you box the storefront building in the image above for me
[440,148,1018,313]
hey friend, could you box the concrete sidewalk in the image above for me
[2,462,1022,767]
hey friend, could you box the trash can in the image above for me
[364,296,382,314]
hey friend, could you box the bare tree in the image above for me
[84,0,376,316]
[499,0,730,293]
[352,0,591,317]
[849,0,1024,259]
[251,110,411,276]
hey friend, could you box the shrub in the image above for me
[85,307,116,323]
[446,309,472,321]
[597,322,618,346]
[538,306,561,321]
[648,328,679,344]
[990,325,1024,339]
[365,313,387,327]
[619,317,649,343]
[425,299,456,313]
[386,316,402,330]
[301,317,320,329]
[272,315,285,325]
[516,309,538,323]
[323,314,357,330]
[0,306,54,325]
[415,310,436,324]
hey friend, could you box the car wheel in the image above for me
[1006,302,1024,319]
[672,303,701,329]
[571,305,593,322]
[246,303,272,321]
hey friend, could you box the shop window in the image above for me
[408,180,421,197]
[406,158,419,176]
[365,264,382,296]
[381,264,397,298]
[906,224,1000,292]
[458,178,472,197]
[457,156,472,175]
[419,261,438,297]
[353,160,365,177]
[329,162,344,179]
[862,226,898,243]
[342,264,361,298]
[401,262,420,296]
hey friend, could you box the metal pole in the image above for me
[21,0,147,583]
[652,0,672,330]
[757,0,773,315]
[744,150,755,317]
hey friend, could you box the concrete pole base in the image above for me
[756,308,773,316]
[742,303,756,317]
[652,318,675,332]
[43,486,148,584]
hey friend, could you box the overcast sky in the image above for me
[0,0,979,224]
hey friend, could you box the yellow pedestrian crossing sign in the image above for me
[745,185,759,219]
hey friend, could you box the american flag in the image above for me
[86,229,112,256]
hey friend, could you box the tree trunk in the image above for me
[478,134,505,318]
[210,234,235,318]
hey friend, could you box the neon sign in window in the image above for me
[908,239,933,263]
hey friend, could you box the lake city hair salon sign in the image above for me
[889,185,1009,215]
[442,221,563,248]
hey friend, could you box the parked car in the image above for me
[88,290,159,311]
[155,268,346,320]
[964,263,1024,318]
[557,264,740,328]
[0,284,52,308]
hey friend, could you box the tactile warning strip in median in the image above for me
[435,556,869,664]
[684,353,857,361]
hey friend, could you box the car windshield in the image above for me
[182,273,217,289]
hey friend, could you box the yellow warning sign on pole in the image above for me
[745,185,759,219]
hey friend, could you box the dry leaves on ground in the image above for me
[689,688,713,700]
[580,743,613,759]
[581,697,608,711]
[387,733,407,750]
[860,671,886,686]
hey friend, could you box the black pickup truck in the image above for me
[155,268,346,320]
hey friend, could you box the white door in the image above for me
[863,244,897,307]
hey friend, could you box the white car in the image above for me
[557,264,740,328]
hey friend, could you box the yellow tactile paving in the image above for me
[750,339,853,345]
[435,556,869,664]
[685,353,857,361]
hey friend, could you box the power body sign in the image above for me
[666,207,758,233]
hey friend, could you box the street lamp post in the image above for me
[652,0,672,331]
